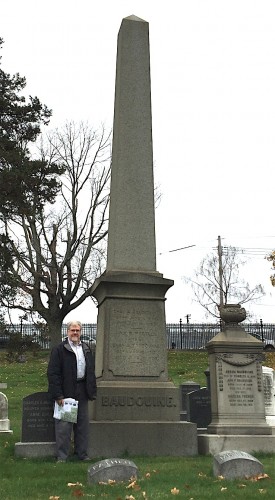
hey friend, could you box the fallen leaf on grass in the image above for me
[72,489,84,497]
[49,497,60,500]
[237,484,246,488]
[257,474,270,481]
[198,472,207,478]
[68,483,83,487]
[220,487,227,492]
[125,496,135,500]
[217,475,224,480]
[145,473,151,478]
[126,481,141,492]
[127,480,137,489]
[170,487,180,495]
[258,489,267,494]
[247,474,270,482]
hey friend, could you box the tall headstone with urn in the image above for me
[198,304,275,455]
[89,15,197,457]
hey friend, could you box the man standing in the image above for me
[47,320,97,462]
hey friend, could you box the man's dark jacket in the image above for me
[47,339,97,401]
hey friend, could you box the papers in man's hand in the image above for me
[54,398,78,423]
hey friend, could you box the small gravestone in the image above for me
[213,450,264,480]
[179,382,200,421]
[0,392,13,434]
[88,458,138,484]
[186,387,211,428]
[22,392,55,442]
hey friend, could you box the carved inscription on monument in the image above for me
[108,302,165,377]
[101,395,177,407]
[225,367,256,409]
[216,354,262,412]
[262,369,274,414]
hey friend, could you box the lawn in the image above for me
[0,349,274,499]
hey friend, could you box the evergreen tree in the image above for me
[0,37,63,217]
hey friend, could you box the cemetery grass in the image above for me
[0,350,274,499]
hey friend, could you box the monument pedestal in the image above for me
[92,271,174,382]
[207,333,271,436]
[91,271,198,457]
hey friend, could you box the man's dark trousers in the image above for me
[55,381,89,460]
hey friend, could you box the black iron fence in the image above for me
[1,322,275,350]
[166,322,275,349]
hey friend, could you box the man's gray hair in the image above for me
[67,320,82,331]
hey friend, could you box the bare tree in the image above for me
[0,122,111,345]
[184,246,265,319]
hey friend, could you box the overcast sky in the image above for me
[2,0,275,324]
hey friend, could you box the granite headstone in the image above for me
[187,387,211,428]
[213,450,264,479]
[21,392,55,442]
[179,382,200,421]
[88,458,138,484]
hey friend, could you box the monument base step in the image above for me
[207,423,272,435]
[198,434,275,455]
[88,421,198,457]
[15,441,56,458]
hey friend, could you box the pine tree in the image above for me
[0,37,63,217]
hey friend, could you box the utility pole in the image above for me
[218,235,224,307]
[185,314,191,324]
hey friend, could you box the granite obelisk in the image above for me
[90,15,197,457]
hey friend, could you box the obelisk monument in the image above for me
[90,15,197,457]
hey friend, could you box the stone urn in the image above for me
[219,303,246,327]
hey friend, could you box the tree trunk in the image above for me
[47,316,64,349]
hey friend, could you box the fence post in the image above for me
[180,318,183,350]
[260,318,264,342]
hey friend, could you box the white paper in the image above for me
[53,398,78,423]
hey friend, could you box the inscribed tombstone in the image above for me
[213,450,263,479]
[22,392,55,442]
[187,387,211,428]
